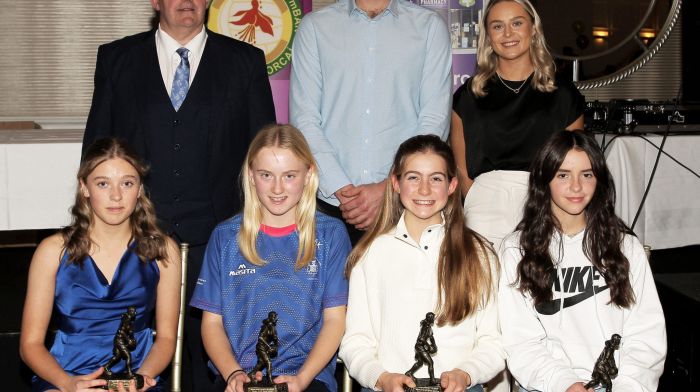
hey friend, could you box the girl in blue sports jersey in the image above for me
[191,124,351,392]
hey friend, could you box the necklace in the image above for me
[496,73,530,94]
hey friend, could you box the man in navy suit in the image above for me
[83,1,276,390]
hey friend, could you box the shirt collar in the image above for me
[393,211,445,246]
[260,223,297,237]
[348,0,400,18]
[156,25,208,58]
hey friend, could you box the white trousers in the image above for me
[464,170,530,251]
[464,171,529,392]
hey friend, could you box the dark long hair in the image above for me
[61,138,167,264]
[346,135,496,326]
[516,131,634,307]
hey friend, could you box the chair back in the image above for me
[171,243,189,392]
[337,358,353,392]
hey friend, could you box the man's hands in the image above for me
[335,180,386,230]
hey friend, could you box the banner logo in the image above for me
[209,0,302,75]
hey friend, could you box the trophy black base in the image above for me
[404,378,443,392]
[99,373,144,391]
[244,381,289,392]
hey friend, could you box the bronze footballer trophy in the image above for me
[585,334,622,392]
[99,306,144,390]
[404,312,442,392]
[245,312,288,392]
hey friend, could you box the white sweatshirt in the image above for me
[498,231,666,392]
[340,214,505,390]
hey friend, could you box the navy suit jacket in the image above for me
[83,29,276,244]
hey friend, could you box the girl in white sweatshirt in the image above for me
[499,131,666,392]
[340,135,504,392]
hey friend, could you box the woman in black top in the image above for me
[450,0,584,249]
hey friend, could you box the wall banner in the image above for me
[410,0,484,91]
[208,0,311,122]
[207,0,482,121]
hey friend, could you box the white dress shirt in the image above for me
[155,25,208,96]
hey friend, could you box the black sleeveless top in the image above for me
[452,74,585,179]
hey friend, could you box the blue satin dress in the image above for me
[32,244,160,391]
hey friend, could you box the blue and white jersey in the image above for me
[191,212,351,391]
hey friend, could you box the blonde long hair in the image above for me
[239,124,319,269]
[345,135,496,326]
[471,0,556,97]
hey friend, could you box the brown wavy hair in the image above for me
[62,138,167,264]
[516,131,634,307]
[471,0,556,97]
[345,135,496,326]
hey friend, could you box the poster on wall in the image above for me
[410,0,484,90]
[207,0,310,122]
[207,0,483,120]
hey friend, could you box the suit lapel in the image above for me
[140,31,174,111]
[185,35,215,111]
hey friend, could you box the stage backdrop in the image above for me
[411,0,482,91]
[207,0,311,123]
[207,0,482,122]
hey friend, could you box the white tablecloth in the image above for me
[2,129,699,249]
[603,134,700,249]
[0,129,82,230]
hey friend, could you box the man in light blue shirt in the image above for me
[290,0,451,240]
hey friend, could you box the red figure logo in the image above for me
[230,0,274,44]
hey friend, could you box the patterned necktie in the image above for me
[170,47,190,111]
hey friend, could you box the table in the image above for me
[602,134,700,249]
[0,129,82,230]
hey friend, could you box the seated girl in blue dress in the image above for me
[20,138,181,392]
[190,124,351,392]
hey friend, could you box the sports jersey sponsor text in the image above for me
[230,263,257,276]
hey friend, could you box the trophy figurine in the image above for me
[584,334,622,392]
[245,312,288,392]
[100,306,144,390]
[404,312,442,392]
